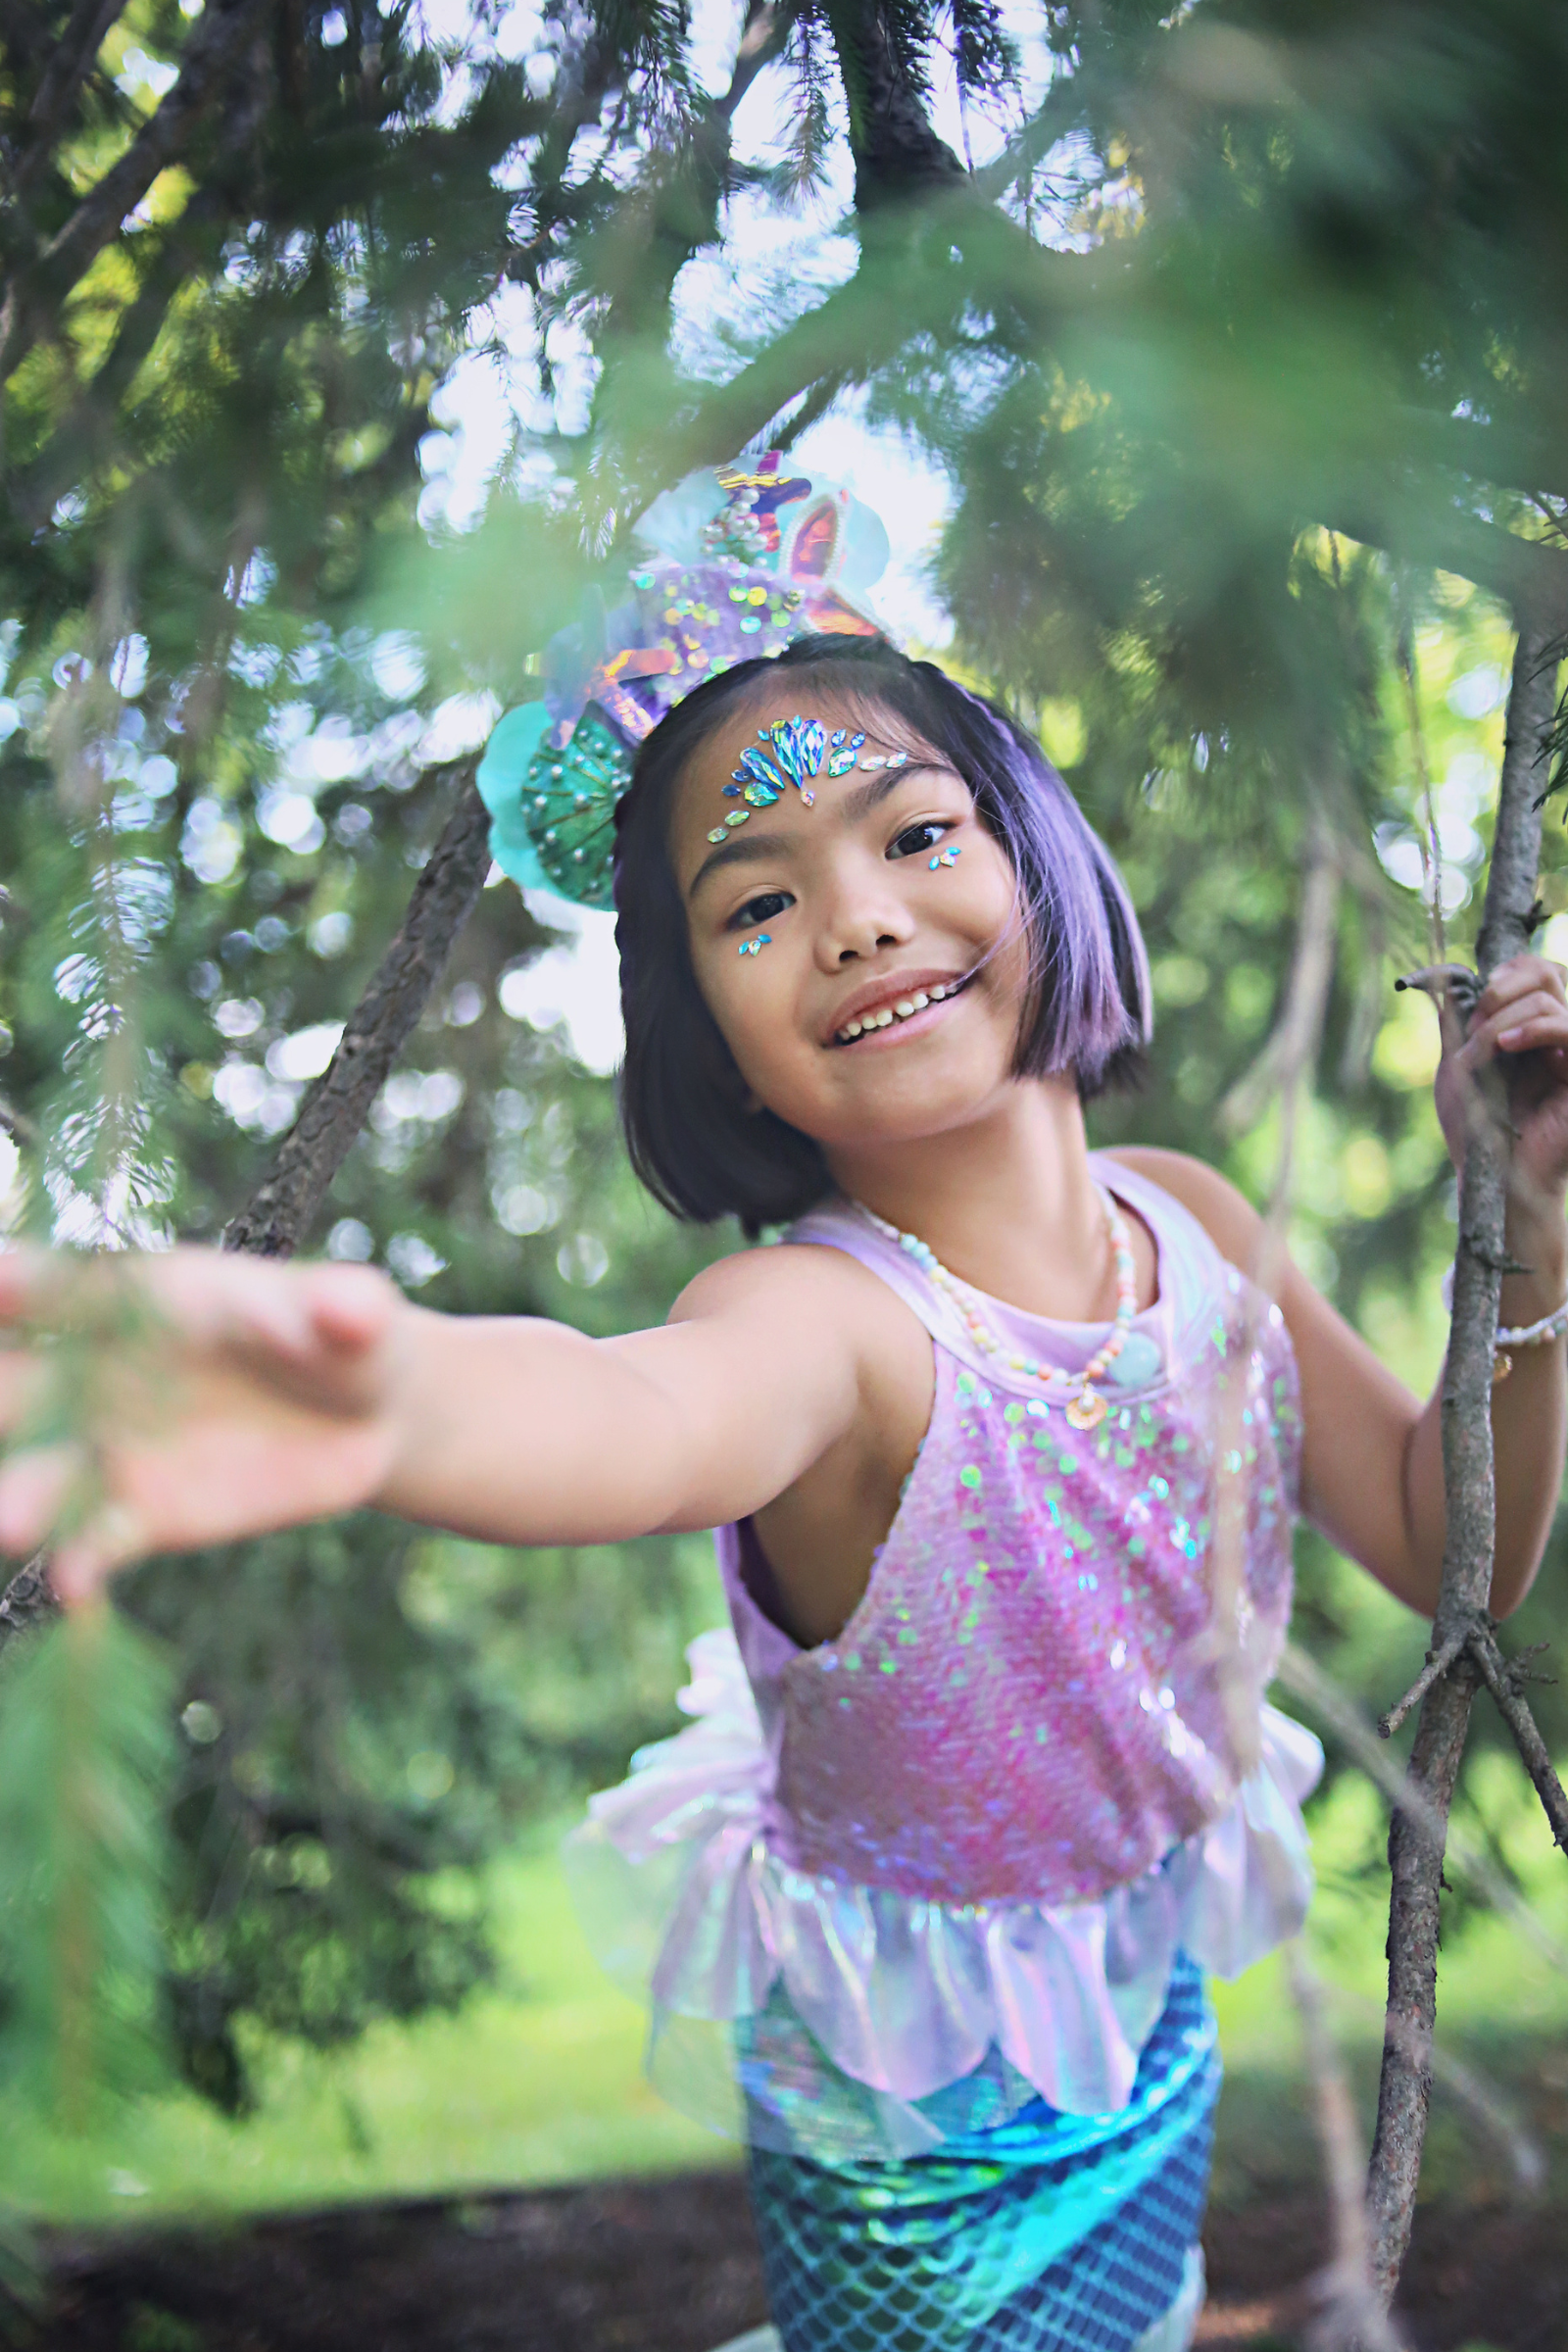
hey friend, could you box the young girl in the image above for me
[3,515,1567,2352]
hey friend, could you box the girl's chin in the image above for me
[798,1085,1009,1154]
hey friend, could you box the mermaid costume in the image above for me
[566,1158,1321,2351]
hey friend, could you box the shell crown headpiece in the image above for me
[476,454,890,909]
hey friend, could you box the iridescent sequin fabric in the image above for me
[564,1156,1317,2154]
[761,1161,1299,1908]
[748,1955,1218,2352]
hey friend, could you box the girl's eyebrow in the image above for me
[685,759,948,901]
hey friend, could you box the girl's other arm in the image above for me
[1115,951,1568,1622]
[1117,1143,1561,1620]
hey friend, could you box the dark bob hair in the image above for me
[612,635,1151,1232]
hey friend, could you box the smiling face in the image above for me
[668,680,1035,1167]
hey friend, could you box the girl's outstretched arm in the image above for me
[1113,952,1568,1622]
[0,1242,866,1602]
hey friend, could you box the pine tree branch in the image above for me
[7,195,225,531]
[832,0,964,211]
[0,0,52,77]
[499,25,626,293]
[221,767,491,1258]
[1364,623,1559,2314]
[0,0,272,385]
[11,0,130,203]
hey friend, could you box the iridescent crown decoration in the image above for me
[476,454,890,909]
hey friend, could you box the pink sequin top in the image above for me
[565,1154,1321,2146]
[728,1156,1300,1908]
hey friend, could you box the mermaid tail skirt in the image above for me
[745,1958,1218,2352]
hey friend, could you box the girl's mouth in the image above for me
[829,971,974,1049]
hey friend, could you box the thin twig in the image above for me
[1205,820,1341,1773]
[0,1552,60,1653]
[1467,1625,1568,1857]
[1278,1641,1568,1977]
[1377,1626,1470,1740]
[1287,1944,1406,2352]
[1327,1981,1546,2197]
[1392,598,1447,977]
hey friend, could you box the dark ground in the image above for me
[24,2174,1568,2352]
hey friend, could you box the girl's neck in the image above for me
[825,1079,1113,1321]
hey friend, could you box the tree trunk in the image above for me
[1364,624,1559,2307]
[222,767,491,1258]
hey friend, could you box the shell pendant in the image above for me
[1065,1389,1108,1431]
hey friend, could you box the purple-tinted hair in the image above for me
[612,635,1152,1232]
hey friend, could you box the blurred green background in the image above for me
[1,582,1565,2228]
[3,0,1568,2249]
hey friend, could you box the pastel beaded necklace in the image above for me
[857,1186,1138,1431]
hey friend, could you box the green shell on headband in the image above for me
[476,702,631,911]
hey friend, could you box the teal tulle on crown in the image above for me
[476,703,628,912]
[475,454,889,908]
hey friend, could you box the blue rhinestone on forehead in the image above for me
[725,717,915,818]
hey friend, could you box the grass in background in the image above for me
[4,1756,1566,2230]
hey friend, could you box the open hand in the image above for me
[1434,952,1568,1210]
[0,1250,405,1606]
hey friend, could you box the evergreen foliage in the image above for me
[2,0,1566,2177]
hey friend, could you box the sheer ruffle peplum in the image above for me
[564,1627,1322,2153]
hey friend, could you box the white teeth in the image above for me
[835,981,966,1044]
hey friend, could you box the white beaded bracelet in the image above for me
[1439,1262,1568,1356]
[1497,1300,1568,1348]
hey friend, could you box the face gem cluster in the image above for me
[706,713,910,845]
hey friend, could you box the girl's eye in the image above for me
[890,820,949,860]
[729,890,791,933]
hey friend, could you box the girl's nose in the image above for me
[815,869,917,970]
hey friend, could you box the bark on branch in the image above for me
[11,0,130,202]
[0,766,491,1643]
[833,0,963,211]
[1364,625,1560,2312]
[0,0,272,384]
[222,767,491,1258]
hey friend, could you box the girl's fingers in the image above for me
[0,1444,76,1556]
[1497,1013,1568,1053]
[303,1265,397,1353]
[1458,990,1568,1065]
[0,1349,43,1431]
[0,1245,72,1327]
[52,1502,148,1608]
[1474,956,1568,1026]
[150,1252,393,1371]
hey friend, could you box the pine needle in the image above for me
[0,1606,175,2130]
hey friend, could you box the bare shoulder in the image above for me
[667,1235,913,1341]
[1102,1146,1262,1264]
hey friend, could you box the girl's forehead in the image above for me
[678,685,931,802]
